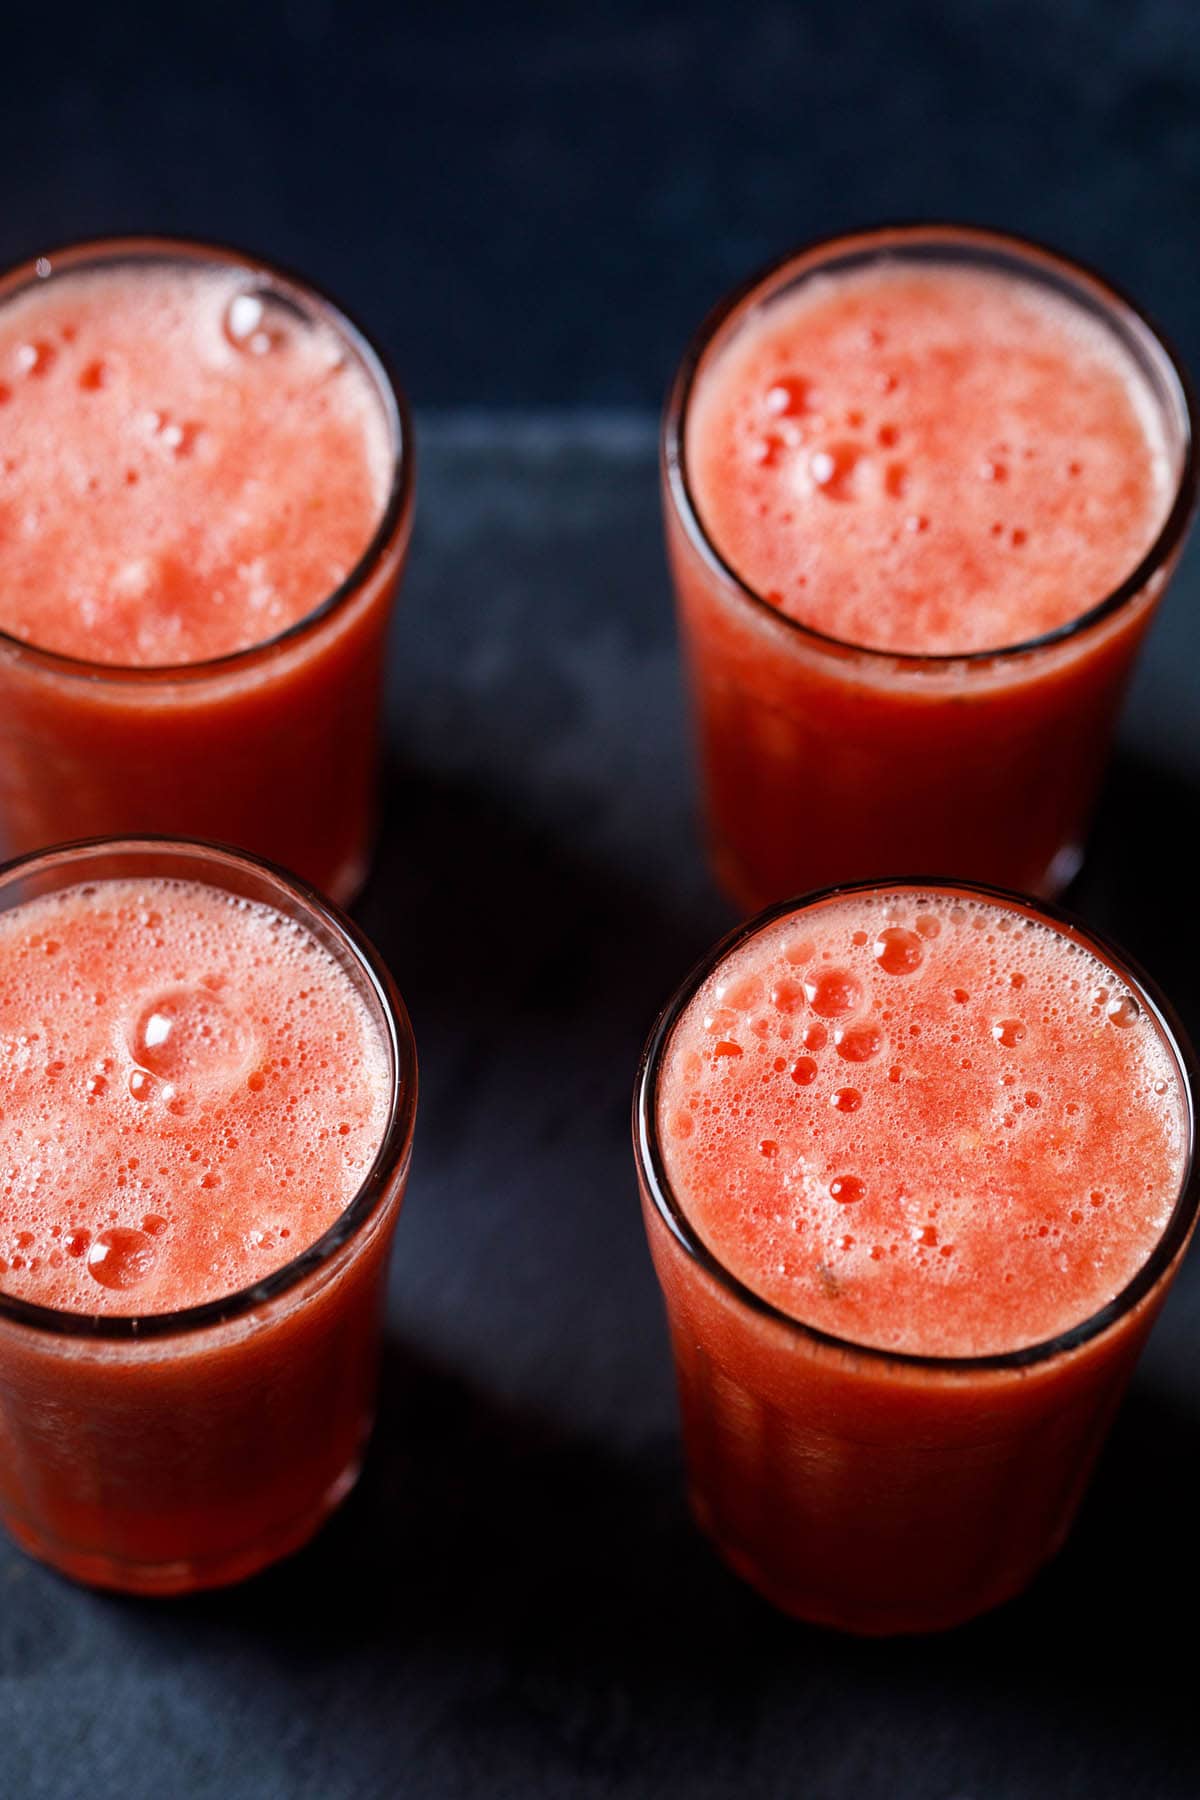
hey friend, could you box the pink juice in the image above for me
[638,881,1196,1632]
[0,878,389,1310]
[0,843,415,1593]
[660,890,1184,1355]
[687,264,1170,657]
[0,261,391,665]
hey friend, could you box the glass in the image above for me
[0,237,415,906]
[634,879,1198,1634]
[663,225,1197,912]
[0,838,417,1594]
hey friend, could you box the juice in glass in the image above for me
[636,881,1196,1634]
[664,227,1196,911]
[0,838,417,1594]
[0,239,413,904]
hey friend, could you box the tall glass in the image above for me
[634,881,1198,1634]
[0,238,414,905]
[0,838,417,1595]
[663,226,1197,912]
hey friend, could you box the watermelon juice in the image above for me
[0,839,417,1594]
[0,239,413,904]
[664,227,1196,911]
[635,881,1196,1634]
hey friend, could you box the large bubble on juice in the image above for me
[127,984,257,1105]
[86,1226,157,1292]
[222,282,323,360]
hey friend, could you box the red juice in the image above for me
[636,882,1196,1633]
[0,839,416,1594]
[664,227,1196,910]
[0,240,413,903]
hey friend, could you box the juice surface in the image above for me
[686,264,1172,655]
[0,878,391,1314]
[0,260,391,665]
[658,890,1188,1356]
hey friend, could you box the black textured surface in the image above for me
[2,416,1198,1798]
[6,1,1200,406]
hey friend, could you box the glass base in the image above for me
[692,1492,1065,1636]
[1,1453,364,1597]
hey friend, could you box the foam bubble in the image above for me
[131,985,256,1091]
[835,1023,883,1063]
[86,1227,156,1291]
[874,926,924,976]
[804,968,861,1019]
[222,288,293,358]
[765,376,813,418]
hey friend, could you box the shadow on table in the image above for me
[148,1335,1200,1786]
[354,750,728,1037]
[354,740,1200,1119]
[362,741,1200,1059]
[349,752,731,1244]
[178,1337,774,1776]
[1069,747,1200,1040]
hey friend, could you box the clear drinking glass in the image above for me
[0,837,417,1594]
[0,238,415,905]
[663,226,1197,912]
[635,879,1198,1634]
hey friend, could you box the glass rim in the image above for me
[663,221,1200,668]
[634,876,1200,1375]
[0,233,414,682]
[0,835,418,1342]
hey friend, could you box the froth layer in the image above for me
[0,878,392,1315]
[658,889,1187,1356]
[687,263,1172,655]
[0,260,392,665]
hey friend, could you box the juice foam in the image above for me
[658,890,1187,1356]
[686,263,1172,655]
[0,878,392,1314]
[0,260,391,665]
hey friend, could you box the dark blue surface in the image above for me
[5,8,1200,1791]
[2,417,1198,1798]
[4,2,1200,405]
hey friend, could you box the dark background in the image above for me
[4,0,1200,407]
[4,7,1200,1799]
